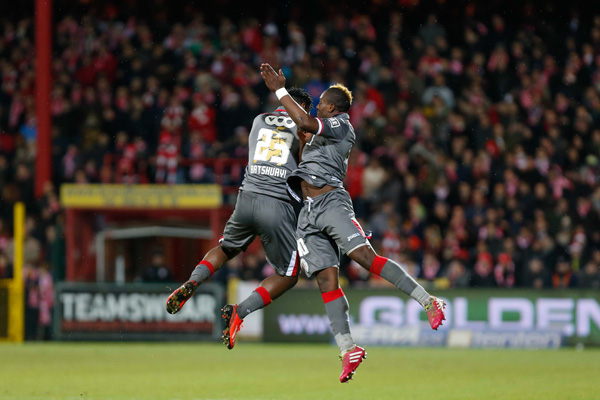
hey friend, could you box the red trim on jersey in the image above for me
[255,286,272,306]
[292,252,299,276]
[316,117,324,135]
[321,288,344,303]
[199,260,215,276]
[260,109,288,116]
[351,218,366,237]
[370,256,387,276]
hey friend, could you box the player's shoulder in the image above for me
[258,108,288,117]
[322,113,351,128]
[256,110,297,130]
[323,112,350,122]
[252,112,273,126]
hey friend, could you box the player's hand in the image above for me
[260,63,286,92]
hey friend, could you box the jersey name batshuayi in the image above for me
[239,109,300,201]
[288,113,354,198]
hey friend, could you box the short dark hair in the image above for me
[325,84,353,112]
[288,87,313,112]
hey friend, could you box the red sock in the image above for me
[321,288,345,303]
[369,256,387,276]
[255,286,272,306]
[199,260,215,275]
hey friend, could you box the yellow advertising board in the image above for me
[60,184,222,209]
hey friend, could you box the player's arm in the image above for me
[297,129,310,163]
[260,63,320,134]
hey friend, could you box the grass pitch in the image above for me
[0,342,598,400]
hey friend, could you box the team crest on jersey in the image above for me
[328,118,341,128]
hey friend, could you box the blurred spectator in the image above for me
[577,261,600,290]
[1,2,600,291]
[523,258,550,289]
[470,252,496,288]
[24,264,40,340]
[494,252,516,288]
[442,259,470,288]
[0,252,12,279]
[551,255,578,289]
[142,250,174,283]
[38,263,54,340]
[422,74,455,109]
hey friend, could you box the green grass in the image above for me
[0,343,598,400]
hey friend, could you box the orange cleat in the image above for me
[166,281,199,314]
[221,304,244,350]
[425,296,446,330]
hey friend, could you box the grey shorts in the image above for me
[296,188,370,277]
[221,190,299,276]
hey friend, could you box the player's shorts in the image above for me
[220,190,299,277]
[296,188,370,277]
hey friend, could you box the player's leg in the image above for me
[348,245,429,305]
[347,245,446,329]
[314,266,366,383]
[315,266,354,354]
[167,192,256,314]
[190,246,238,284]
[298,194,366,382]
[166,246,237,315]
[238,273,298,319]
[222,194,300,349]
[221,274,298,350]
[322,190,446,330]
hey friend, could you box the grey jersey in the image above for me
[240,108,300,201]
[287,113,354,201]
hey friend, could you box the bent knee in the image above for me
[220,245,241,259]
[315,267,339,292]
[286,274,299,288]
[348,245,376,268]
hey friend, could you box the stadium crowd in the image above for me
[1,1,600,339]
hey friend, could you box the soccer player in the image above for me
[260,63,446,383]
[166,87,313,350]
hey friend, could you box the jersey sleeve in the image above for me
[250,115,262,132]
[315,116,347,141]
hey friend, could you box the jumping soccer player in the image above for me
[260,63,446,383]
[166,87,313,350]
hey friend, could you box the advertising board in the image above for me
[54,283,224,341]
[263,289,600,348]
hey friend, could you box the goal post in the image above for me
[0,202,25,342]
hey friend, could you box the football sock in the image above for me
[322,288,355,354]
[238,287,272,319]
[370,256,430,307]
[189,260,215,284]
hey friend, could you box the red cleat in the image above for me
[340,345,366,383]
[166,281,198,314]
[425,296,446,330]
[221,304,244,350]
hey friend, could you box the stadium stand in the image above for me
[1,0,600,338]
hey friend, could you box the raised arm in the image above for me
[260,63,320,134]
